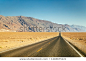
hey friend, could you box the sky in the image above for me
[0,0,86,26]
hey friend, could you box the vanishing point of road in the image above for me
[0,33,83,57]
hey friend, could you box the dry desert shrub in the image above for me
[70,38,72,39]
[2,39,9,42]
[29,38,35,41]
[0,46,2,48]
[78,38,83,40]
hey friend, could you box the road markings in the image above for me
[63,38,84,57]
[37,48,42,52]
[0,36,58,54]
[36,37,57,52]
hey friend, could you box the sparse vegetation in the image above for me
[62,32,86,41]
[0,32,58,52]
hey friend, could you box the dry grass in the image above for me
[0,32,58,52]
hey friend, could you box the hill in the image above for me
[0,15,85,32]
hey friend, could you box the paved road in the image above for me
[0,35,81,57]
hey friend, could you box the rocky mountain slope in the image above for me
[0,15,85,32]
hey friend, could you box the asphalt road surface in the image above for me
[0,34,81,57]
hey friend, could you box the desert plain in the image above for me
[0,32,58,52]
[62,32,86,56]
[0,32,86,56]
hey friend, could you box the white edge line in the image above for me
[0,36,58,53]
[62,37,83,57]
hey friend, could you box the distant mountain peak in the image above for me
[0,15,86,32]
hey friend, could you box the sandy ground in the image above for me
[0,32,58,52]
[62,32,86,55]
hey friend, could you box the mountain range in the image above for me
[0,15,86,32]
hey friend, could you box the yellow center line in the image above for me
[36,38,57,52]
[37,48,42,52]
